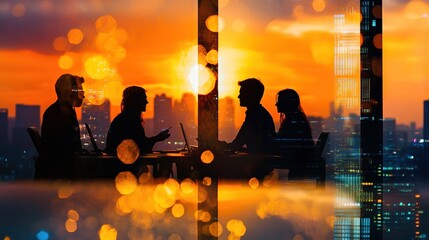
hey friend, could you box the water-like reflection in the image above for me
[0,179,335,239]
[1,179,428,239]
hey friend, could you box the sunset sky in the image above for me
[1,0,429,128]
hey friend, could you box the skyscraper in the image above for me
[360,0,383,238]
[81,99,111,151]
[219,96,235,142]
[154,93,173,150]
[174,93,197,146]
[334,8,360,115]
[12,104,40,155]
[0,108,8,153]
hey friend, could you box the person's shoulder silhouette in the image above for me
[37,74,85,179]
[105,86,170,155]
[227,78,275,153]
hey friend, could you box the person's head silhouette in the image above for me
[238,78,264,107]
[121,86,148,113]
[55,74,85,108]
[276,88,302,114]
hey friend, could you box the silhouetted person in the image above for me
[274,88,315,179]
[37,74,85,179]
[225,78,275,153]
[105,86,171,176]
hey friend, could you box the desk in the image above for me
[72,152,191,179]
[72,151,325,186]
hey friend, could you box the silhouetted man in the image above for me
[225,78,275,153]
[37,74,85,179]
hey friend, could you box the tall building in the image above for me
[424,100,429,141]
[382,118,420,239]
[334,8,360,115]
[423,100,429,179]
[360,0,383,238]
[332,5,362,239]
[0,108,8,153]
[12,104,40,155]
[174,93,197,146]
[154,94,174,150]
[81,99,111,151]
[219,97,235,142]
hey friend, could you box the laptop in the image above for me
[179,122,190,152]
[153,122,196,154]
[84,123,102,154]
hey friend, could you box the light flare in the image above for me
[312,0,326,12]
[65,219,77,233]
[200,150,214,164]
[116,139,140,164]
[98,224,117,240]
[171,203,185,218]
[115,171,138,195]
[58,54,74,70]
[68,28,84,45]
[226,219,246,237]
[209,222,223,237]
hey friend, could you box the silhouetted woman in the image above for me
[275,89,315,179]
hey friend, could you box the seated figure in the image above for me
[273,89,315,179]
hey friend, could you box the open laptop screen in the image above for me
[84,123,100,153]
[179,122,190,152]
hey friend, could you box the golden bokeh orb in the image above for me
[95,15,117,34]
[115,171,138,195]
[116,139,140,164]
[58,54,74,70]
[68,28,84,45]
[226,219,246,237]
[248,177,259,189]
[84,55,111,80]
[65,219,77,233]
[67,209,79,221]
[200,150,214,164]
[209,222,223,237]
[171,203,185,218]
[98,224,117,240]
[312,0,326,12]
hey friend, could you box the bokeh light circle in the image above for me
[226,219,246,237]
[95,15,117,34]
[248,177,260,189]
[116,139,140,164]
[115,171,138,195]
[68,28,84,45]
[312,0,326,12]
[98,224,117,240]
[58,54,74,70]
[209,222,223,237]
[84,55,111,80]
[200,150,214,164]
[171,203,185,218]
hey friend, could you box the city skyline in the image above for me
[1,0,429,127]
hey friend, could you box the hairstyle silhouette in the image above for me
[238,78,265,103]
[121,86,147,112]
[276,88,308,127]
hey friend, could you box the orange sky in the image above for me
[1,0,429,128]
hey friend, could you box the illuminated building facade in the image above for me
[81,99,111,151]
[154,93,174,150]
[333,5,362,240]
[334,8,360,114]
[360,0,383,239]
[173,93,197,146]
